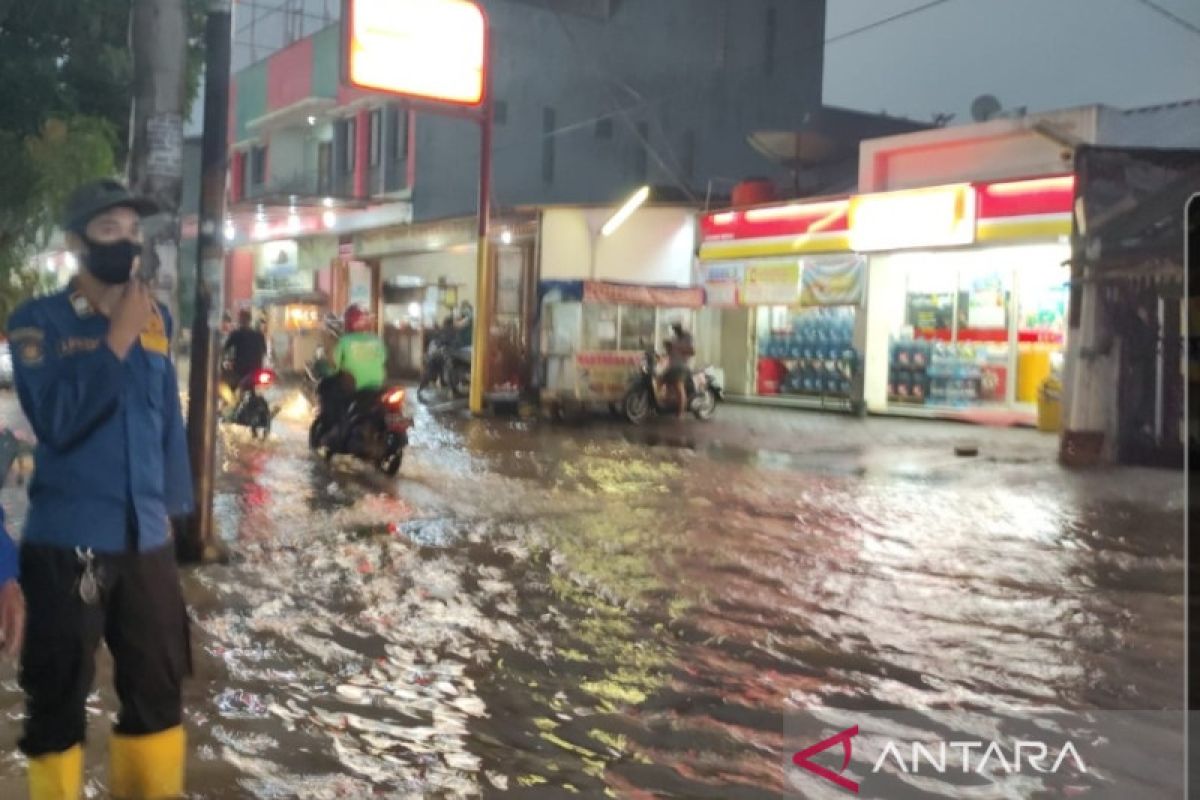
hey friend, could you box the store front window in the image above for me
[878,244,1067,412]
[577,305,698,353]
[582,304,618,351]
[755,305,858,397]
[619,306,656,351]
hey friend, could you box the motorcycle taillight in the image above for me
[255,369,275,386]
[383,388,406,407]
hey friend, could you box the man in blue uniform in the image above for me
[1,179,194,799]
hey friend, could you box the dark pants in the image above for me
[17,542,191,757]
[663,365,695,396]
[317,372,356,423]
[348,388,381,416]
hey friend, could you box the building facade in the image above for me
[227,0,827,221]
[695,100,1199,460]
[216,0,827,392]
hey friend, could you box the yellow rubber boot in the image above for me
[108,727,186,799]
[27,745,83,800]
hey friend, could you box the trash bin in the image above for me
[1037,376,1062,433]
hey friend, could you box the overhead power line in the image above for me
[824,0,957,46]
[517,0,959,156]
[1130,0,1200,37]
[230,0,962,165]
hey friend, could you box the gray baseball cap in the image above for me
[62,179,159,234]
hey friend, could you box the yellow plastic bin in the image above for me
[1037,376,1062,433]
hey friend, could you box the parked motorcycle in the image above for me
[220,367,278,439]
[418,341,472,401]
[623,349,723,424]
[309,382,412,476]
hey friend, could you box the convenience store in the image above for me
[697,174,1075,425]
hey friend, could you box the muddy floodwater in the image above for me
[0,390,1185,798]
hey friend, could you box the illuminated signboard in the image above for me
[344,0,487,106]
[848,184,976,252]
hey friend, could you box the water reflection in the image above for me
[0,389,1184,798]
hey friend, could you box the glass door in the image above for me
[955,260,1013,408]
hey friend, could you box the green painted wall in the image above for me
[311,25,341,99]
[234,61,268,142]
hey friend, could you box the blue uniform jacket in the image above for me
[6,286,194,555]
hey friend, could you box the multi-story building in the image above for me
[219,0,828,386]
[227,0,826,220]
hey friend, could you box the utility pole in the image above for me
[127,0,188,326]
[180,0,232,563]
[467,88,494,416]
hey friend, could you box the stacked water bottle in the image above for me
[759,309,858,397]
[888,338,931,403]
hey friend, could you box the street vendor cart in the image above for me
[257,291,329,376]
[538,280,706,418]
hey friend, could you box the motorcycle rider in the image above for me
[219,308,267,415]
[421,315,457,392]
[332,304,387,423]
[662,321,695,419]
[454,300,474,349]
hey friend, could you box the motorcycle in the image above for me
[623,349,723,425]
[220,366,278,439]
[418,340,472,401]
[309,382,412,476]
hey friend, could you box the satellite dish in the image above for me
[971,94,1002,122]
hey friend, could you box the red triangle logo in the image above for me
[792,725,860,793]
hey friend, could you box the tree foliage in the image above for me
[0,0,206,329]
[0,117,117,323]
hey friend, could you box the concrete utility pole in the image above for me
[127,0,188,326]
[180,0,233,563]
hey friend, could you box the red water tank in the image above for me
[756,358,784,396]
[732,179,777,208]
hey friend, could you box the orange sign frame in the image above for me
[343,0,488,108]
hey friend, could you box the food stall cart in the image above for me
[257,291,329,376]
[538,280,705,417]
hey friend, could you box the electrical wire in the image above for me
[228,0,963,172]
[824,0,957,46]
[1129,0,1200,37]
[550,9,697,200]
[513,0,959,161]
[233,0,335,27]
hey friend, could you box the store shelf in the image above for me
[728,392,861,414]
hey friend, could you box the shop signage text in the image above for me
[700,176,1074,261]
[582,281,705,308]
[742,261,801,305]
[574,351,642,400]
[848,184,976,252]
[344,0,487,107]
[799,255,865,306]
[704,280,738,308]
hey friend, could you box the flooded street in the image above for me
[0,390,1185,798]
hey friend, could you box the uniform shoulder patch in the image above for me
[139,304,169,355]
[8,327,45,367]
[69,292,96,317]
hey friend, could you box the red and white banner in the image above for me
[582,282,705,308]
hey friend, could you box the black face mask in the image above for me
[83,238,141,285]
